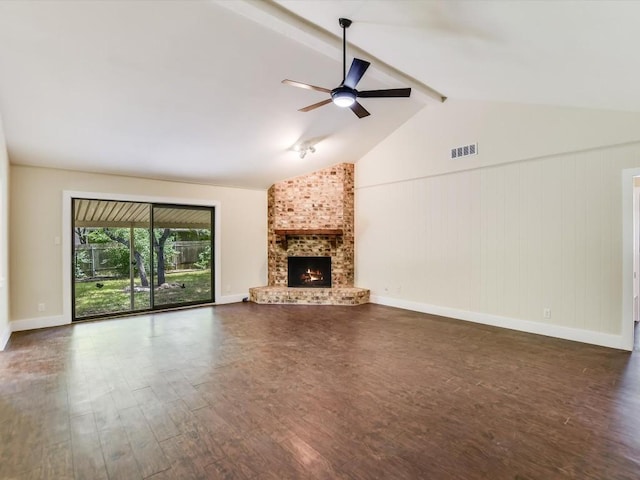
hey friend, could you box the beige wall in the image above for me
[9,165,267,324]
[356,99,640,349]
[0,115,9,349]
[357,99,640,187]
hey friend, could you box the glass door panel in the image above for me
[73,199,151,320]
[152,205,214,308]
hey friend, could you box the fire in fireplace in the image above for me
[288,256,331,288]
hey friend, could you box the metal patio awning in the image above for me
[73,199,211,229]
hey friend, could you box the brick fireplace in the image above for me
[249,163,369,305]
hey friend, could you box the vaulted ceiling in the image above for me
[0,0,638,189]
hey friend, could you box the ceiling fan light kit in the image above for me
[282,17,411,119]
[331,86,356,107]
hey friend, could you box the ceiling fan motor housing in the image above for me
[331,86,356,107]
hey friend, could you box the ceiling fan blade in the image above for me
[282,79,331,94]
[349,101,370,118]
[343,58,370,89]
[299,98,333,112]
[358,88,412,98]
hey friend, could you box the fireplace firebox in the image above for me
[288,256,331,288]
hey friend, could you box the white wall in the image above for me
[0,114,9,350]
[356,99,640,350]
[9,165,267,329]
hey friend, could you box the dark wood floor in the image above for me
[1,303,639,479]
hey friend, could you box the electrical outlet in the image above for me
[38,303,45,312]
[543,308,551,319]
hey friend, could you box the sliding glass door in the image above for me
[72,200,151,319]
[72,199,214,321]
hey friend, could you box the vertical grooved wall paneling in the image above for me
[356,143,640,336]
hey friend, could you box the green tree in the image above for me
[154,228,173,285]
[74,249,89,279]
[174,228,210,241]
[87,228,147,285]
[194,245,211,270]
[75,227,88,244]
[85,227,178,286]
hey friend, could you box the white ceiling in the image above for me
[0,0,639,189]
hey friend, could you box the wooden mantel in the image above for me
[273,229,343,249]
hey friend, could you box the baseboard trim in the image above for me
[4,298,625,350]
[371,295,628,351]
[11,315,69,333]
[8,298,246,333]
[0,323,10,350]
[216,293,247,305]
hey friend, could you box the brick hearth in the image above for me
[249,286,369,305]
[250,163,369,305]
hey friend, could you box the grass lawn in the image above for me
[74,270,212,318]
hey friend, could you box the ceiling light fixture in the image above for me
[299,145,315,159]
[293,143,316,159]
[330,86,356,107]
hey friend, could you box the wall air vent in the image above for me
[450,143,478,159]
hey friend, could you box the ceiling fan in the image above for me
[282,18,411,119]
